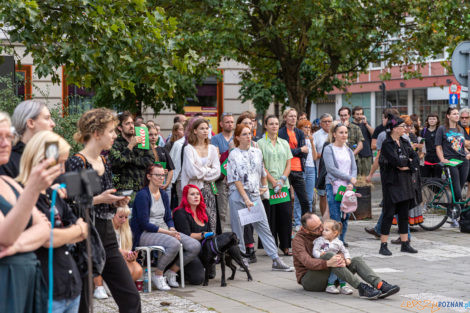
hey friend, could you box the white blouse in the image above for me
[181,144,221,190]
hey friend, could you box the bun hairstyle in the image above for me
[73,108,117,144]
[385,114,404,133]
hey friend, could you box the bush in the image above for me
[50,107,83,155]
[0,75,22,116]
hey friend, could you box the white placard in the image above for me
[237,201,265,226]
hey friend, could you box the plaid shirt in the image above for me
[347,123,364,150]
[109,136,155,192]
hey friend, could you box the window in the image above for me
[15,64,32,100]
[375,90,408,122]
[342,93,371,122]
[413,89,449,124]
[62,66,94,115]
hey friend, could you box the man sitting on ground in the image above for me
[292,212,400,300]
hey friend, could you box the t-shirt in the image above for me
[435,126,466,160]
[227,147,267,197]
[353,122,372,157]
[346,123,364,151]
[332,145,351,193]
[422,127,439,163]
[149,195,167,229]
[372,124,386,139]
[287,129,302,171]
[305,139,315,168]
[211,133,232,154]
[257,136,293,189]
[313,129,329,169]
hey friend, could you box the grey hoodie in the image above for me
[322,144,357,186]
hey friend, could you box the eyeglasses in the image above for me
[149,173,165,178]
[461,116,470,120]
[306,224,323,233]
[0,134,14,143]
[321,120,333,123]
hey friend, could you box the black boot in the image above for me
[379,242,392,256]
[401,241,418,253]
[246,247,257,263]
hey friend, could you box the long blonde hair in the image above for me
[17,130,70,185]
[328,121,347,145]
[112,205,132,251]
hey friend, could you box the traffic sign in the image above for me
[450,93,459,105]
[451,41,470,87]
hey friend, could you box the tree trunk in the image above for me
[281,63,307,114]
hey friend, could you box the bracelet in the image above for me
[261,185,268,189]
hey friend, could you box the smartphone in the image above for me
[44,141,59,167]
[115,190,133,197]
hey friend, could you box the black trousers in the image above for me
[243,224,254,246]
[184,257,205,285]
[270,200,293,250]
[448,160,469,201]
[380,200,411,236]
[79,218,141,313]
[421,164,442,178]
[289,171,310,216]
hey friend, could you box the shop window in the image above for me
[375,90,408,122]
[62,67,94,115]
[413,89,449,125]
[342,93,371,122]
[15,64,32,100]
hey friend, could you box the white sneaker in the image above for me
[451,219,459,228]
[152,275,171,291]
[164,270,179,288]
[340,285,354,295]
[272,258,294,272]
[93,286,108,299]
[325,285,340,294]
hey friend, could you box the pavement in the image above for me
[94,178,470,313]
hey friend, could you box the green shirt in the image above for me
[347,123,364,150]
[257,136,293,189]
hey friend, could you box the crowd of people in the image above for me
[2,98,468,312]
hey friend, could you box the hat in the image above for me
[386,114,404,131]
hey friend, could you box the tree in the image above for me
[163,0,470,113]
[0,0,217,114]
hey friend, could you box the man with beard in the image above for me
[109,111,154,192]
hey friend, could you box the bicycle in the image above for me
[420,163,470,231]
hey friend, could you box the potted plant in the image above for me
[354,176,373,220]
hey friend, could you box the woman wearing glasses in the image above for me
[322,121,357,246]
[379,115,419,256]
[132,164,201,290]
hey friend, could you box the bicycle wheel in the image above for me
[419,180,450,231]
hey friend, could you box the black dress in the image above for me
[173,208,209,285]
[0,177,47,313]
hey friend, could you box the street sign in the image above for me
[450,93,459,105]
[450,84,458,93]
[451,41,470,87]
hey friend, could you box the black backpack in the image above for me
[315,142,330,190]
[459,209,470,233]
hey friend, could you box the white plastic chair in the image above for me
[135,244,185,291]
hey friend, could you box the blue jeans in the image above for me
[328,272,345,285]
[374,212,411,240]
[326,184,349,242]
[51,295,80,313]
[293,166,316,227]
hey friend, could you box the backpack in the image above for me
[315,142,330,190]
[340,190,362,219]
[459,209,470,233]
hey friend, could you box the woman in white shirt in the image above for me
[181,119,221,233]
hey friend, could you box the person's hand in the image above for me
[300,145,309,153]
[466,154,470,160]
[350,177,357,185]
[442,159,450,164]
[0,242,18,259]
[126,251,138,262]
[96,189,125,205]
[244,198,254,209]
[76,218,88,240]
[51,183,68,199]
[162,183,170,190]
[366,174,372,183]
[326,255,346,268]
[320,251,325,256]
[168,230,181,241]
[361,116,368,124]
[115,196,130,208]
[259,187,268,195]
[346,184,354,191]
[346,258,351,266]
[128,136,143,150]
[26,159,63,193]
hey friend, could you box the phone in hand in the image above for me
[44,141,59,168]
[115,190,133,197]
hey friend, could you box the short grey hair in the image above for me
[460,108,470,116]
[0,112,11,127]
[319,113,333,121]
[12,99,47,136]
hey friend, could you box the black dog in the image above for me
[200,232,253,286]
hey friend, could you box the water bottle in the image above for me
[143,269,149,293]
[274,185,281,194]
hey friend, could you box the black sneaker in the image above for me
[358,283,382,300]
[248,252,257,264]
[379,242,392,256]
[401,241,418,253]
[378,281,400,299]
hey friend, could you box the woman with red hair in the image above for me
[173,184,213,285]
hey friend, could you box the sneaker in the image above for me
[391,237,402,245]
[164,270,179,288]
[365,227,380,239]
[378,281,400,299]
[379,242,392,256]
[152,275,171,291]
[93,286,108,299]
[325,285,340,294]
[272,258,294,272]
[340,285,354,295]
[357,283,381,300]
[450,219,459,228]
[239,258,250,272]
[248,252,257,264]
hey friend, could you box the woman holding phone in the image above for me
[67,108,141,313]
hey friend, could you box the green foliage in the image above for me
[50,107,82,155]
[163,0,470,112]
[0,75,22,116]
[0,0,217,115]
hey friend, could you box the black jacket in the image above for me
[0,141,25,178]
[278,126,307,171]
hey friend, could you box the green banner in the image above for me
[269,187,291,205]
[135,126,149,150]
[334,185,356,202]
[447,159,464,167]
[221,159,228,176]
[211,181,218,195]
[154,161,167,169]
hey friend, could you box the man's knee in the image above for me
[350,256,365,266]
[320,252,335,260]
